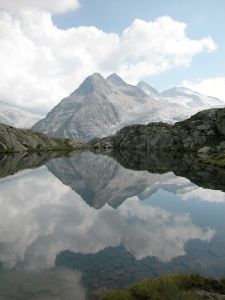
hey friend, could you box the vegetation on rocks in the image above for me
[101,273,225,300]
[199,154,225,168]
[197,142,225,168]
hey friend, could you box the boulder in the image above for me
[219,141,225,151]
[197,146,212,157]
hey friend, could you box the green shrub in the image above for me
[101,273,225,300]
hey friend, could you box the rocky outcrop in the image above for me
[91,108,225,151]
[0,123,86,153]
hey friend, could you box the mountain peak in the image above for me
[137,81,159,97]
[72,72,110,96]
[161,86,195,97]
[86,72,105,84]
[107,73,127,86]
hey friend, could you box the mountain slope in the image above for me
[137,81,160,97]
[0,123,85,152]
[0,101,42,128]
[33,73,224,141]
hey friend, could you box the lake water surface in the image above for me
[0,151,225,299]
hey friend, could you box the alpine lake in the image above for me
[0,150,225,300]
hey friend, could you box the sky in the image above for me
[0,0,224,114]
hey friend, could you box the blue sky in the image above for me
[0,0,224,113]
[53,0,225,91]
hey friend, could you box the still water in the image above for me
[0,151,225,299]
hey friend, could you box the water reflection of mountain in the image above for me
[46,151,225,209]
[1,150,225,209]
[109,149,225,192]
[46,152,197,209]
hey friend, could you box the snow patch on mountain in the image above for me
[0,101,42,128]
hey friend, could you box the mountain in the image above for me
[160,87,223,108]
[33,73,164,141]
[0,123,85,153]
[33,73,224,141]
[0,101,42,128]
[137,81,159,97]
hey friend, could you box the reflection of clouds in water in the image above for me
[0,167,214,270]
[0,268,85,300]
[180,187,225,203]
[117,197,214,261]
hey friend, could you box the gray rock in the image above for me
[219,141,225,150]
[197,147,212,156]
[217,119,225,135]
[197,124,211,131]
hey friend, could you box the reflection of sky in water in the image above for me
[0,162,224,270]
[0,153,225,298]
[0,268,86,300]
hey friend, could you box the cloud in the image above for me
[182,77,225,102]
[119,17,216,82]
[0,11,217,113]
[0,0,80,13]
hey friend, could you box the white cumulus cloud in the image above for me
[182,77,225,103]
[0,0,80,13]
[0,11,217,113]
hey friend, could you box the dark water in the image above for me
[0,150,225,299]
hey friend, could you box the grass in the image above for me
[199,153,225,168]
[101,274,225,300]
